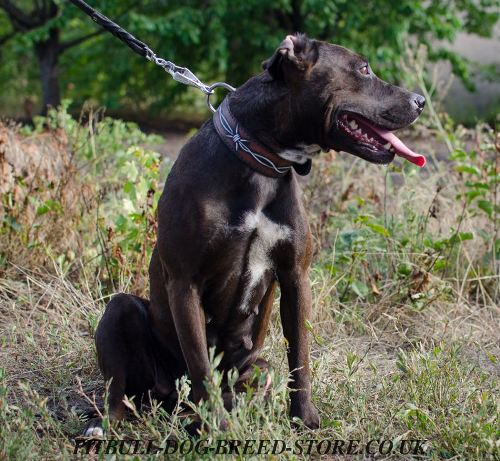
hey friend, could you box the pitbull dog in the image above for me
[84,34,425,436]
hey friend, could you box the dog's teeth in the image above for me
[349,120,358,130]
[383,142,391,149]
[354,128,362,134]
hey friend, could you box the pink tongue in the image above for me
[370,125,426,167]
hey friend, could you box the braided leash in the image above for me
[68,0,234,111]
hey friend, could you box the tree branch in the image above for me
[274,10,292,31]
[60,29,105,52]
[0,0,38,29]
[33,0,43,16]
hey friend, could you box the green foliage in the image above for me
[306,111,498,311]
[0,0,498,115]
[452,145,500,223]
[0,102,167,293]
[101,145,162,288]
[1,100,498,460]
[393,344,499,458]
[0,41,497,457]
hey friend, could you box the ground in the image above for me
[0,108,498,460]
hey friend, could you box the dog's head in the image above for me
[263,34,426,167]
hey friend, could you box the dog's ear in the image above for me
[262,34,319,80]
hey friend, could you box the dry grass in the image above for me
[1,264,497,460]
[0,110,499,460]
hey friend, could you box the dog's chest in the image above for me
[236,210,291,312]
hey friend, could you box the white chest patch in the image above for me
[277,144,321,164]
[238,211,291,313]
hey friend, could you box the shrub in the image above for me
[0,102,168,296]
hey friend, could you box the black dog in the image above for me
[84,34,425,436]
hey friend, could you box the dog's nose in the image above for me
[413,94,426,112]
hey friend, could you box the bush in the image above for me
[0,101,168,296]
[0,91,498,459]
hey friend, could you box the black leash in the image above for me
[68,0,234,111]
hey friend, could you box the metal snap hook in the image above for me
[206,82,236,113]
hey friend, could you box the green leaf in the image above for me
[426,238,448,251]
[351,280,369,299]
[455,165,481,176]
[36,204,50,216]
[36,199,62,216]
[305,319,325,346]
[354,214,370,224]
[449,149,467,160]
[486,353,497,365]
[433,259,447,271]
[464,181,489,190]
[322,419,343,428]
[366,222,390,237]
[477,200,493,218]
[123,180,137,201]
[340,230,361,247]
[4,216,21,232]
[324,263,337,276]
[346,351,358,370]
[465,190,485,202]
[449,232,474,245]
[397,262,413,276]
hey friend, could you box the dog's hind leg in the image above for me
[83,294,157,437]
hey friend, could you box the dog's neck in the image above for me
[229,73,323,162]
[277,144,321,164]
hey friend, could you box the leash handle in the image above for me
[68,0,235,101]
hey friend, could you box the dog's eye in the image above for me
[359,65,369,75]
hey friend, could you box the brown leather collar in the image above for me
[213,97,311,178]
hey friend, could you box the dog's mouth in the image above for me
[336,112,426,167]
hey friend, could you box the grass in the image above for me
[0,95,499,458]
[0,264,498,459]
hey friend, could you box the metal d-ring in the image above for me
[206,82,236,113]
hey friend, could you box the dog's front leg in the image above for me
[167,280,210,403]
[278,268,320,429]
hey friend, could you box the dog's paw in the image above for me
[184,420,202,437]
[291,402,320,429]
[184,413,229,437]
[82,418,105,438]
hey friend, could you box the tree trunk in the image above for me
[35,27,61,115]
[291,0,304,32]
